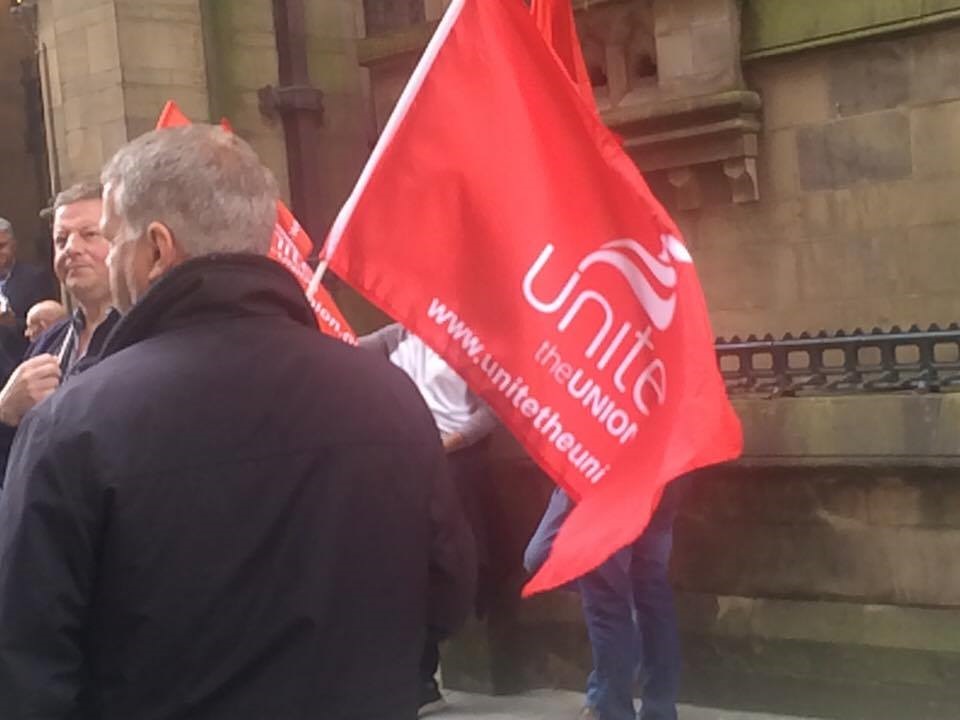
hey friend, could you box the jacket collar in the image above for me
[101,254,318,359]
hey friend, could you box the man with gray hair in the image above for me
[0,124,475,720]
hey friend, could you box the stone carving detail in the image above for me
[357,0,763,210]
[576,0,762,210]
[578,1,657,110]
[723,157,759,204]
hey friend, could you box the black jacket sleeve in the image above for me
[426,450,477,639]
[0,401,102,717]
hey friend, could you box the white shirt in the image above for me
[360,324,497,445]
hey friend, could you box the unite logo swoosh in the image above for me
[522,234,693,331]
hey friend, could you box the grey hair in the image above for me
[53,181,103,212]
[0,218,11,237]
[100,125,279,257]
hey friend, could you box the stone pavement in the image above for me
[437,689,815,720]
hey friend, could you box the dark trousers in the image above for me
[524,476,690,720]
[420,439,491,685]
[580,475,689,720]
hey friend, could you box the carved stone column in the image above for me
[34,0,210,186]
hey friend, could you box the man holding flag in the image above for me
[314,0,741,715]
[315,0,740,599]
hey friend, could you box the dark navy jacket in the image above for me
[0,262,57,382]
[0,308,120,481]
[0,254,475,720]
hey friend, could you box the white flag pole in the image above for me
[306,259,328,298]
[320,0,468,268]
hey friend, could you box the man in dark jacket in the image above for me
[0,182,121,481]
[0,124,476,720]
[0,217,57,382]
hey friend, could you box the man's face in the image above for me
[101,184,155,314]
[53,198,110,304]
[0,232,16,275]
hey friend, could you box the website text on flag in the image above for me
[316,0,742,594]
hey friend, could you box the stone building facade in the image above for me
[0,2,52,263]
[11,0,960,717]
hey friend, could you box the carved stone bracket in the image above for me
[723,157,759,204]
[581,0,763,209]
[668,167,701,211]
[257,84,324,127]
[354,0,763,209]
[606,89,761,209]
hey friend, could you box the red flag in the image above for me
[155,100,191,129]
[154,101,357,344]
[322,0,741,593]
[531,0,594,105]
[271,203,358,344]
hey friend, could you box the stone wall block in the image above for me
[695,239,799,312]
[910,26,960,104]
[691,19,734,77]
[747,56,830,130]
[64,126,105,185]
[60,68,125,101]
[797,111,912,191]
[117,20,205,75]
[85,20,121,75]
[899,223,960,295]
[61,84,126,131]
[656,30,694,81]
[54,27,92,85]
[675,511,960,605]
[828,41,910,117]
[911,100,960,179]
[52,2,113,35]
[760,127,799,199]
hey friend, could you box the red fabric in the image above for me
[531,0,595,106]
[155,100,191,128]
[271,204,358,344]
[154,101,357,344]
[326,0,741,594]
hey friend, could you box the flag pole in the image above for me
[309,0,466,300]
[306,258,328,298]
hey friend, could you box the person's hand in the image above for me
[441,432,466,453]
[0,354,61,427]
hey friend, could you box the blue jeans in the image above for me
[524,477,689,720]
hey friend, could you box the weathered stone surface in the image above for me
[695,236,800,311]
[733,395,960,463]
[362,0,424,35]
[747,54,830,130]
[760,128,800,199]
[0,7,49,259]
[911,100,960,179]
[828,41,910,117]
[910,25,960,104]
[446,467,960,714]
[796,111,913,191]
[899,222,960,293]
[37,0,211,181]
[675,467,960,606]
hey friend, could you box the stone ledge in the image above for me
[678,592,960,654]
[734,394,960,465]
[356,22,438,67]
[490,394,960,467]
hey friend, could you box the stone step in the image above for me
[440,689,819,720]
